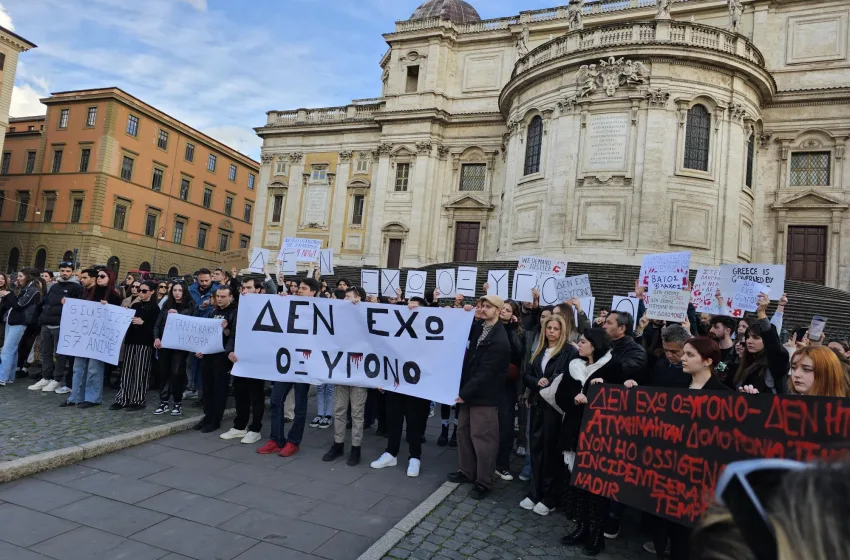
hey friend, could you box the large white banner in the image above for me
[161,314,225,354]
[57,300,135,365]
[232,296,475,404]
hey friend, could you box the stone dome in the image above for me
[410,0,481,23]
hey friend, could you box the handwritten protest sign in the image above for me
[436,269,456,299]
[279,237,322,264]
[161,315,225,354]
[381,270,400,298]
[361,270,380,297]
[57,300,135,366]
[319,249,334,276]
[221,248,249,271]
[730,280,769,313]
[248,249,270,274]
[405,271,427,299]
[456,267,478,298]
[517,256,567,279]
[575,297,595,327]
[570,385,850,526]
[719,265,785,313]
[611,296,641,329]
[645,290,690,323]
[512,270,538,303]
[487,271,509,300]
[639,252,691,289]
[691,267,723,314]
[538,274,593,305]
[233,296,475,404]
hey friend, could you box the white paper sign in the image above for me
[731,280,770,313]
[456,267,478,298]
[280,250,297,274]
[232,296,475,404]
[691,267,722,314]
[487,271,510,300]
[719,264,786,303]
[646,290,691,323]
[611,296,641,330]
[517,256,567,278]
[248,248,270,274]
[639,252,691,289]
[319,249,334,276]
[537,274,593,305]
[574,297,595,327]
[405,271,427,299]
[280,237,322,263]
[381,269,401,298]
[57,300,135,366]
[361,270,380,297]
[512,270,539,303]
[161,314,225,354]
[435,269,456,299]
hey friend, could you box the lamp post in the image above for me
[152,227,166,275]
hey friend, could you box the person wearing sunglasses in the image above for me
[110,281,160,411]
[156,283,169,309]
[121,282,141,308]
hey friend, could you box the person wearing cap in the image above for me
[447,294,511,500]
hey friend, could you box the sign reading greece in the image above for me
[232,296,474,404]
[719,264,786,312]
[517,256,567,278]
[57,300,135,366]
[161,314,225,354]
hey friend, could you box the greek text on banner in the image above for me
[161,314,225,354]
[231,296,475,404]
[57,300,135,366]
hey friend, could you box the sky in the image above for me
[5,0,558,160]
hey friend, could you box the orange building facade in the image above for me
[0,88,259,277]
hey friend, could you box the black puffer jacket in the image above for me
[611,336,648,384]
[458,321,510,406]
[39,279,83,326]
[5,282,42,326]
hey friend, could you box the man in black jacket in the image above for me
[447,295,510,499]
[29,262,82,393]
[604,311,648,386]
[194,286,238,434]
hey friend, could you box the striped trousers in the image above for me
[115,344,154,406]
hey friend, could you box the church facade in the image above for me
[252,0,850,291]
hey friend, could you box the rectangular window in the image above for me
[59,109,69,129]
[207,154,217,172]
[352,194,365,225]
[113,204,126,230]
[406,66,420,93]
[271,194,283,223]
[459,163,486,191]
[229,164,237,181]
[219,232,230,252]
[86,107,97,127]
[0,53,5,70]
[275,159,287,174]
[151,168,164,191]
[179,178,190,201]
[394,163,410,192]
[17,193,29,222]
[240,236,249,249]
[248,173,255,190]
[145,213,157,237]
[157,130,169,150]
[79,148,91,172]
[173,220,185,244]
[0,192,4,218]
[243,202,252,222]
[43,197,55,223]
[70,198,82,223]
[203,188,212,208]
[120,156,134,181]
[790,152,830,187]
[224,195,233,216]
[197,225,208,249]
[126,115,139,137]
[1,153,10,175]
[51,150,63,173]
[356,158,369,173]
[311,167,327,182]
[185,143,195,162]
[25,152,35,174]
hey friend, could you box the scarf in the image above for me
[561,351,613,471]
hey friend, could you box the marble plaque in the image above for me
[302,185,329,225]
[584,113,629,171]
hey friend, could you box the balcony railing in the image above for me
[266,100,385,127]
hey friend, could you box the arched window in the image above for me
[523,116,543,175]
[107,256,120,277]
[168,266,179,277]
[683,104,711,171]
[62,250,74,264]
[34,248,47,270]
[139,261,151,272]
[745,131,755,188]
[7,248,19,273]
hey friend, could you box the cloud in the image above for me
[10,83,47,117]
[176,0,207,11]
[0,3,14,30]
[203,125,262,160]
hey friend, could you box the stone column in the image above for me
[283,154,304,240]
[329,151,352,252]
[365,145,392,266]
[252,154,275,249]
[407,142,432,266]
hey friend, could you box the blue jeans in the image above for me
[70,357,105,404]
[316,384,334,417]
[189,355,203,393]
[269,382,309,446]
[0,324,26,383]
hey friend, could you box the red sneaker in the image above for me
[279,442,299,457]
[257,440,281,454]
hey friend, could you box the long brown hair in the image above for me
[789,346,849,397]
[532,314,568,363]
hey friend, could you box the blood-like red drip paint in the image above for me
[351,353,363,368]
[302,350,312,360]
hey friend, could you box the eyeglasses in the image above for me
[139,289,151,294]
[59,261,74,267]
[97,274,108,279]
[158,285,168,289]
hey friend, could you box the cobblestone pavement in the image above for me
[0,376,203,461]
[385,467,655,560]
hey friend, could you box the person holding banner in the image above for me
[153,282,197,416]
[194,286,238,434]
[734,295,789,395]
[110,281,160,411]
[0,268,43,386]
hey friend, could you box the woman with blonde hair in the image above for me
[786,345,848,398]
[519,314,578,516]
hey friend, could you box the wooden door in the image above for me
[787,226,827,285]
[387,239,402,268]
[453,222,480,262]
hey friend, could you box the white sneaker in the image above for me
[241,431,262,444]
[220,428,248,440]
[532,502,551,516]
[55,386,71,394]
[519,497,535,510]
[370,452,398,469]
[28,379,49,391]
[43,380,61,392]
[407,458,421,477]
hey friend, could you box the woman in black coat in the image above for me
[556,328,623,556]
[495,301,525,480]
[734,296,789,394]
[111,281,161,410]
[518,314,577,516]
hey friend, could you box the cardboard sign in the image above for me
[611,296,640,330]
[319,249,334,276]
[645,290,690,323]
[570,385,850,526]
[361,269,380,297]
[512,270,538,303]
[57,300,135,366]
[280,237,322,263]
[517,256,567,278]
[221,248,249,271]
[639,252,691,289]
[435,269,456,299]
[487,271,509,300]
[456,267,478,298]
[381,269,401,298]
[405,271,427,299]
[161,314,225,354]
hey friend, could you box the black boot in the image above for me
[437,425,449,446]
[584,527,605,556]
[448,426,457,448]
[560,523,588,546]
[347,446,361,466]
[323,442,344,462]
